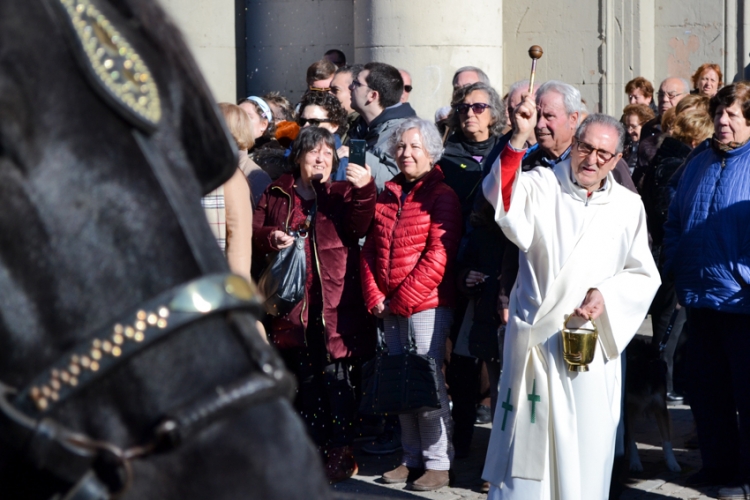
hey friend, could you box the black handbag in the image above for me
[359,318,442,415]
[257,231,307,316]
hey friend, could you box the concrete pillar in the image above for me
[244,0,353,102]
[158,0,237,102]
[354,0,503,120]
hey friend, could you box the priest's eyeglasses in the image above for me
[575,140,616,164]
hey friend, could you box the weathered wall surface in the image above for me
[244,0,353,103]
[353,0,503,120]
[164,0,749,119]
[159,0,237,103]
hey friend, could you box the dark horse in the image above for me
[0,0,331,498]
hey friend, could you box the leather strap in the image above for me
[16,274,261,416]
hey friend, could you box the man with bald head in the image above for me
[636,77,691,174]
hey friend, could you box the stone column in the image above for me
[354,0,503,120]
[159,0,237,102]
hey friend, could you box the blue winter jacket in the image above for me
[663,140,750,313]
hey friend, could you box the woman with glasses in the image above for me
[620,103,655,174]
[436,82,506,460]
[297,91,352,181]
[438,82,506,222]
[253,126,376,484]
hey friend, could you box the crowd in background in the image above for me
[201,49,750,497]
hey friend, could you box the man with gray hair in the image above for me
[481,96,660,500]
[452,66,491,89]
[522,81,636,190]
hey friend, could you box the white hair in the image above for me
[536,80,582,117]
[388,117,445,164]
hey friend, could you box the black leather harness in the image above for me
[0,1,294,498]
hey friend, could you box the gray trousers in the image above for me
[383,307,454,470]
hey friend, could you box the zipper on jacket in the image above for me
[309,189,331,362]
[273,185,310,345]
[270,185,294,232]
[721,158,726,169]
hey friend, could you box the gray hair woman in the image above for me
[438,82,506,221]
[361,117,462,491]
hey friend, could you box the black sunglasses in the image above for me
[456,102,491,115]
[298,117,333,127]
[404,85,413,93]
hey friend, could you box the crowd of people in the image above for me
[201,51,749,499]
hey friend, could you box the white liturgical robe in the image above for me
[481,146,660,500]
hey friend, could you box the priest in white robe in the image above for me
[482,95,660,500]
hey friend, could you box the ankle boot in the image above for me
[412,469,450,491]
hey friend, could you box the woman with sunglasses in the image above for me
[435,82,506,460]
[296,91,352,181]
[438,82,506,222]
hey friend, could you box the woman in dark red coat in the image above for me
[360,117,462,491]
[253,127,376,483]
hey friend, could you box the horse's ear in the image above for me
[177,95,238,196]
[48,0,236,194]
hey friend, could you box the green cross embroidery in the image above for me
[527,379,541,424]
[501,388,514,431]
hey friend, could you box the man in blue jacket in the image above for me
[664,82,750,499]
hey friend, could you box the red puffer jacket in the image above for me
[361,166,462,317]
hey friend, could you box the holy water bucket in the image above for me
[561,314,598,372]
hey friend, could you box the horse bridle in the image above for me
[0,274,294,500]
[0,1,296,498]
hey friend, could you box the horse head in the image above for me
[0,0,329,498]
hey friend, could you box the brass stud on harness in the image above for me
[113,323,124,335]
[147,313,158,325]
[134,332,145,342]
[124,326,135,338]
[92,339,102,349]
[102,341,113,353]
[61,371,71,383]
[90,361,100,372]
[36,398,48,411]
[90,349,102,361]
[136,310,147,320]
[50,379,61,391]
[113,334,124,345]
[30,387,41,399]
[157,318,168,329]
[69,364,81,376]
[135,320,146,331]
[112,346,122,357]
[41,386,52,397]
[158,307,169,318]
[81,356,91,369]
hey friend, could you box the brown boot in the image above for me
[382,464,410,484]
[325,446,358,484]
[412,469,450,491]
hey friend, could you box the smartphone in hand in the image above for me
[349,139,367,167]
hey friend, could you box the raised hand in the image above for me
[510,93,537,150]
[346,162,372,188]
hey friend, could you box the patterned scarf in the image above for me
[711,135,748,154]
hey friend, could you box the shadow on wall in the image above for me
[244,0,353,102]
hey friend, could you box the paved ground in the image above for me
[332,319,723,499]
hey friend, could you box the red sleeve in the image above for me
[500,144,526,212]
[252,189,283,255]
[388,188,463,317]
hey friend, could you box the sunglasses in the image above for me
[404,85,413,93]
[298,117,333,127]
[456,102,490,115]
[348,79,368,91]
[308,86,331,92]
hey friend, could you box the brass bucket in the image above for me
[561,315,598,372]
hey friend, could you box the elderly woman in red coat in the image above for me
[253,127,376,483]
[361,117,462,492]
